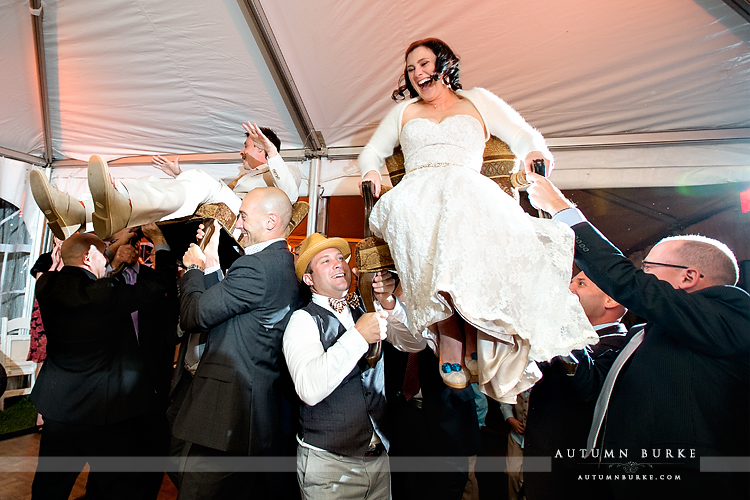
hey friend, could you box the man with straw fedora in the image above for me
[283,233,424,500]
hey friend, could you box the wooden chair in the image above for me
[356,135,525,276]
[356,136,525,365]
[384,135,523,197]
[0,317,35,411]
[156,200,309,269]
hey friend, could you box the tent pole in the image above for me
[238,0,325,154]
[306,157,322,236]
[30,0,53,165]
[720,0,750,22]
[0,147,46,166]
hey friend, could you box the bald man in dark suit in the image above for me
[524,272,628,500]
[31,227,176,500]
[172,187,298,500]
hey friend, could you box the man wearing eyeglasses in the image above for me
[526,173,750,499]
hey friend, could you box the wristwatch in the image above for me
[186,264,205,273]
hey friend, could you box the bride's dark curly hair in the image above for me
[391,38,462,101]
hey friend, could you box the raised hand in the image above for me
[152,155,182,178]
[182,243,206,270]
[141,223,167,246]
[523,151,553,176]
[50,237,65,272]
[111,244,138,269]
[197,220,221,269]
[525,172,574,216]
[108,227,138,258]
[372,271,397,310]
[242,122,278,158]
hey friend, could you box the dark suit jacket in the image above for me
[383,342,481,458]
[135,263,180,409]
[31,249,176,425]
[172,241,298,455]
[524,323,628,500]
[525,323,628,457]
[168,270,221,403]
[569,222,750,466]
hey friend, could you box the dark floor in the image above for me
[0,398,512,500]
[478,397,512,500]
[0,431,178,500]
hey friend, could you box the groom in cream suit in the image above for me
[30,123,301,240]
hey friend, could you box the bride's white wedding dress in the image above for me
[369,114,597,401]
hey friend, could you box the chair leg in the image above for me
[358,271,383,368]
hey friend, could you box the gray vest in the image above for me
[298,301,388,457]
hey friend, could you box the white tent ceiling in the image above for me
[1,0,749,212]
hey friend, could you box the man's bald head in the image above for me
[235,187,293,246]
[251,187,293,230]
[60,233,108,278]
[569,271,627,326]
[61,233,106,266]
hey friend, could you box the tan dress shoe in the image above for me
[29,170,86,240]
[88,155,132,240]
[440,362,471,389]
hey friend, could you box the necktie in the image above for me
[226,173,246,191]
[329,292,361,313]
[122,267,140,343]
[402,352,420,401]
[585,328,646,457]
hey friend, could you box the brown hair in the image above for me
[392,38,462,101]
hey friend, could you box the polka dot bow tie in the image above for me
[329,293,361,313]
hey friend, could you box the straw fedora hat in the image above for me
[295,233,351,281]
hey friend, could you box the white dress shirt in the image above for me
[283,292,425,407]
[552,207,587,227]
[204,237,286,276]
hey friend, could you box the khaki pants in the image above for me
[506,436,524,500]
[297,445,390,500]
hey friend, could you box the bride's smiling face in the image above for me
[406,46,444,100]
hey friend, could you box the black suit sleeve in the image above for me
[565,345,618,402]
[79,249,176,317]
[204,269,221,288]
[573,222,750,357]
[179,255,267,332]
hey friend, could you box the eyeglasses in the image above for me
[641,260,704,278]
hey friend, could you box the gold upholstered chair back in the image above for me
[384,135,520,202]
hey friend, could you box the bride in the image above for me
[358,38,596,401]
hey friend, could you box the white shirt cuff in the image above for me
[204,265,222,276]
[552,207,587,227]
